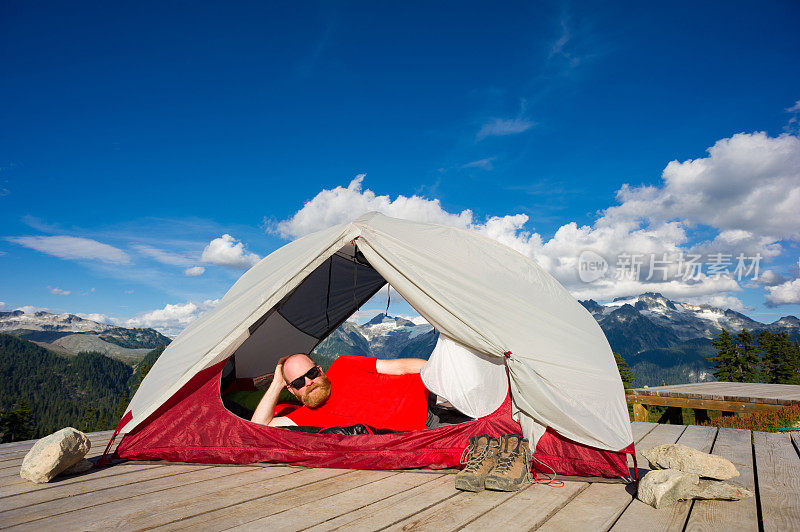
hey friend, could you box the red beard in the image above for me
[300,375,332,408]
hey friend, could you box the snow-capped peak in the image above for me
[0,310,112,334]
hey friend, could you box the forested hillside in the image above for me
[0,333,165,442]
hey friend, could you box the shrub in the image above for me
[699,404,800,432]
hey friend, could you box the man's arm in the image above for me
[250,362,297,427]
[376,358,427,375]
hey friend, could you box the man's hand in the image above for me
[271,357,288,389]
[251,356,295,427]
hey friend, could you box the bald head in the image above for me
[281,353,331,408]
[281,353,316,383]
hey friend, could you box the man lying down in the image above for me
[250,353,437,431]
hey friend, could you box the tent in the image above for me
[107,212,634,478]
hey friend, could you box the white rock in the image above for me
[637,469,699,509]
[641,444,739,480]
[691,479,753,501]
[19,427,91,484]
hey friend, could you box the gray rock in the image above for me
[637,469,699,509]
[19,427,91,483]
[690,479,753,501]
[637,469,753,509]
[59,458,94,476]
[641,444,739,480]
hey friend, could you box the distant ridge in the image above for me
[0,310,171,363]
[580,292,800,386]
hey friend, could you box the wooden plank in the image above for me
[611,425,717,531]
[2,463,211,512]
[538,423,687,531]
[684,428,758,532]
[754,430,800,532]
[627,395,787,413]
[226,472,440,530]
[462,481,587,530]
[537,482,634,531]
[0,463,164,499]
[152,469,388,531]
[0,465,242,528]
[627,383,800,403]
[630,422,658,442]
[302,475,457,531]
[87,467,355,531]
[379,485,520,531]
[633,403,649,422]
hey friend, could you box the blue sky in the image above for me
[1,1,799,334]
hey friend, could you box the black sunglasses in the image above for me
[287,365,321,389]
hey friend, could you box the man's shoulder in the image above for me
[329,355,377,373]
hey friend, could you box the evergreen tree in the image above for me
[80,407,100,433]
[115,391,129,422]
[768,333,800,384]
[614,353,634,388]
[757,330,778,382]
[0,400,36,443]
[736,329,761,383]
[756,331,800,384]
[709,329,739,381]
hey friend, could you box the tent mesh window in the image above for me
[221,245,386,418]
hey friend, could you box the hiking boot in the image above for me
[484,434,531,491]
[454,435,500,492]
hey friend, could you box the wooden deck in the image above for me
[1,423,799,531]
[626,382,800,422]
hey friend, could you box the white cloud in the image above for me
[270,174,695,300]
[0,302,6,310]
[272,174,475,239]
[7,235,131,264]
[271,132,799,304]
[14,305,49,313]
[787,100,800,133]
[602,132,800,241]
[49,287,71,296]
[683,294,750,312]
[201,235,261,269]
[77,312,113,324]
[460,157,496,170]
[753,269,787,287]
[476,117,534,140]
[119,299,220,336]
[184,266,205,276]
[765,278,800,306]
[132,244,194,267]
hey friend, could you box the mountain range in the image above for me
[0,310,171,363]
[581,293,799,386]
[313,293,799,387]
[312,313,438,368]
[3,293,799,387]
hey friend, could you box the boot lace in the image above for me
[493,445,526,475]
[460,442,492,472]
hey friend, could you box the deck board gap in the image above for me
[752,431,765,532]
